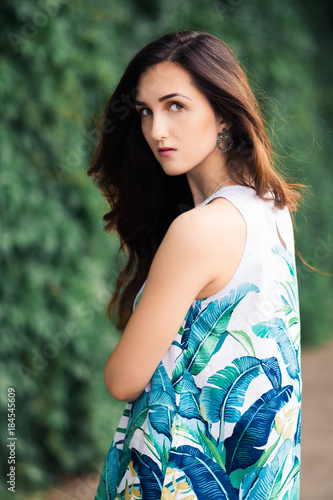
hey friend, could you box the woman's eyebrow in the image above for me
[135,93,191,106]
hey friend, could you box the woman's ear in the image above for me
[220,118,232,131]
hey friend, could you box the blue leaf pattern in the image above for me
[178,370,203,420]
[252,318,300,381]
[272,245,296,278]
[169,445,238,500]
[132,450,164,499]
[95,230,301,500]
[177,300,202,350]
[201,356,271,425]
[105,443,120,499]
[172,283,259,388]
[240,439,300,499]
[224,385,293,473]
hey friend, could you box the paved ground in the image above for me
[34,340,333,500]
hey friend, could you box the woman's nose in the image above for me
[150,114,169,141]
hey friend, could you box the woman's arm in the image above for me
[104,199,246,401]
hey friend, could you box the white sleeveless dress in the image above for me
[95,185,302,500]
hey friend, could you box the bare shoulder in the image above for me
[144,194,247,301]
[162,197,247,297]
[166,196,246,251]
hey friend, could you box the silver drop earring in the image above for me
[216,128,233,152]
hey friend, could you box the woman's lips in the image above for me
[158,148,177,157]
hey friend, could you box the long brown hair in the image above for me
[88,29,306,331]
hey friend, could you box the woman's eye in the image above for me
[138,108,151,117]
[170,102,184,111]
[137,102,183,117]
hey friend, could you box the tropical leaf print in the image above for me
[172,283,260,388]
[200,356,282,450]
[95,217,302,500]
[104,442,120,500]
[272,245,296,278]
[116,449,134,495]
[121,364,177,472]
[228,330,256,356]
[177,370,202,420]
[132,450,164,500]
[239,439,300,500]
[176,300,202,350]
[168,445,238,500]
[278,283,298,318]
[149,363,177,439]
[95,461,109,500]
[124,480,141,500]
[252,318,300,381]
[272,244,300,332]
[162,467,196,499]
[122,393,150,455]
[224,385,293,473]
[287,465,300,500]
[146,364,177,467]
[294,411,301,447]
[198,429,226,470]
[152,363,177,401]
[171,371,209,451]
[148,403,174,440]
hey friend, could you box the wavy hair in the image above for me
[88,29,306,331]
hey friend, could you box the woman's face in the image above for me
[135,61,228,177]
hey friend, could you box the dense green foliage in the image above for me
[0,0,332,495]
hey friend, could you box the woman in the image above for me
[88,29,302,500]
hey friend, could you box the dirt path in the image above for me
[37,340,333,499]
[299,340,333,500]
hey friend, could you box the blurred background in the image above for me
[0,0,332,498]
